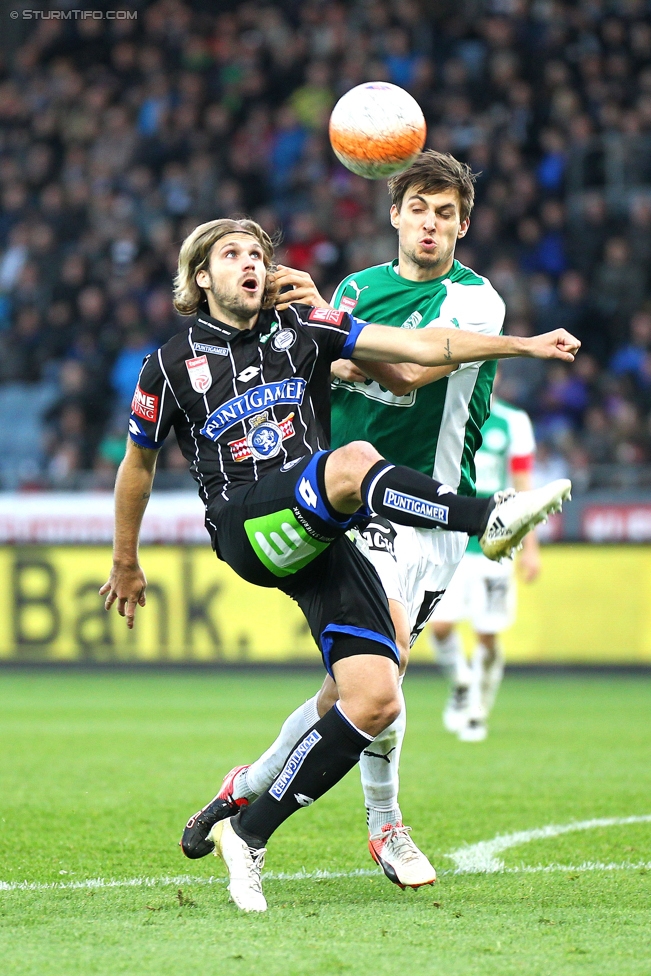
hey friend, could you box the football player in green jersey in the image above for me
[431,395,540,743]
[202,152,571,891]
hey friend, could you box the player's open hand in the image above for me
[99,563,147,630]
[272,265,329,310]
[526,329,581,361]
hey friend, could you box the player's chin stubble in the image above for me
[210,282,262,321]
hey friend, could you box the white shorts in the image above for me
[432,551,516,634]
[352,519,468,645]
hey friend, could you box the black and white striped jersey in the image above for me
[128,304,367,511]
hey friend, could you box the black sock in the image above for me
[233,704,371,847]
[361,461,494,536]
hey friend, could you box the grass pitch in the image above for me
[1,670,650,976]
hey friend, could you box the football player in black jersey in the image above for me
[101,217,579,912]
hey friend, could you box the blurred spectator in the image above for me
[0,0,648,489]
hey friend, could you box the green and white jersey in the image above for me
[330,259,506,495]
[466,397,536,553]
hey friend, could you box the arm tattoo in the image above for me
[444,339,452,362]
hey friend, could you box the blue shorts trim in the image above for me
[320,623,400,678]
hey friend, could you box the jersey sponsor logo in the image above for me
[360,518,397,558]
[382,488,449,524]
[308,307,345,326]
[271,328,296,351]
[131,385,159,423]
[298,476,318,509]
[401,310,423,330]
[201,378,307,440]
[193,342,229,357]
[228,412,295,462]
[339,296,358,313]
[195,313,235,337]
[185,355,212,394]
[236,365,260,383]
[269,729,322,800]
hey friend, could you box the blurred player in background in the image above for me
[430,390,540,743]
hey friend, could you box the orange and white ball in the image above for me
[329,82,427,180]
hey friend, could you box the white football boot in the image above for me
[209,817,267,912]
[458,715,488,742]
[368,823,436,889]
[442,684,470,733]
[480,479,571,561]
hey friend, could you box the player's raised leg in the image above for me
[324,442,570,561]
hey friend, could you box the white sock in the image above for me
[431,628,471,687]
[478,641,504,715]
[468,643,499,720]
[237,693,321,799]
[361,683,405,835]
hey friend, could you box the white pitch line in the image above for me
[0,867,382,894]
[447,814,651,873]
[1,859,650,895]
[2,814,650,893]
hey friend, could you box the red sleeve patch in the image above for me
[131,385,160,423]
[510,454,534,474]
[308,307,346,326]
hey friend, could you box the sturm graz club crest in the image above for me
[228,411,296,462]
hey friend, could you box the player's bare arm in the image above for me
[333,358,456,396]
[353,323,580,366]
[100,438,159,629]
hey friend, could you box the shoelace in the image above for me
[383,824,421,864]
[245,846,267,894]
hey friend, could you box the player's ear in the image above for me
[458,217,470,239]
[389,204,400,229]
[196,269,210,289]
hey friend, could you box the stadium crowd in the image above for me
[0,0,650,490]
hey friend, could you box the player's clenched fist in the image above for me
[526,329,581,361]
[99,563,147,630]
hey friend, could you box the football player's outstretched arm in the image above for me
[332,358,455,395]
[353,324,580,366]
[99,439,159,629]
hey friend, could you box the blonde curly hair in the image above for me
[173,218,277,316]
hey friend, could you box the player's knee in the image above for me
[358,692,402,737]
[334,440,382,478]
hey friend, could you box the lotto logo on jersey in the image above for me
[131,385,159,423]
[185,355,212,394]
[308,307,345,326]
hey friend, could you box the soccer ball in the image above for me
[329,82,426,180]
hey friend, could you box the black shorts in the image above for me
[208,452,397,675]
